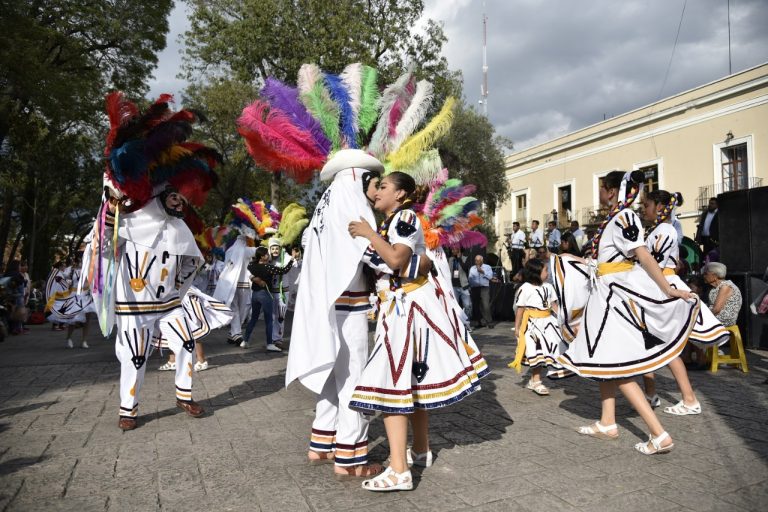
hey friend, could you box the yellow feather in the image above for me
[386,97,456,170]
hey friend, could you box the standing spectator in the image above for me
[695,198,719,255]
[529,220,544,252]
[448,247,472,329]
[468,254,498,329]
[19,260,31,333]
[559,232,580,256]
[506,221,526,278]
[570,221,585,252]
[546,221,561,253]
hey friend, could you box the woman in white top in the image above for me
[348,172,488,491]
[557,171,699,455]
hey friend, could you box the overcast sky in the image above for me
[148,0,768,151]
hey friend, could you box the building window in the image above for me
[557,185,572,224]
[639,164,659,192]
[515,194,527,224]
[721,143,749,191]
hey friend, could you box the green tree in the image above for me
[438,102,511,217]
[0,0,173,275]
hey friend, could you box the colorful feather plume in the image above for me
[276,203,309,246]
[229,198,281,238]
[388,96,456,171]
[238,101,327,183]
[368,66,415,158]
[260,78,331,155]
[340,63,362,129]
[298,63,341,150]
[415,168,486,250]
[324,73,358,148]
[387,79,434,155]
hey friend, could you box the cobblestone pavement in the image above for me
[1,320,767,511]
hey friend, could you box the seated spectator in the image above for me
[702,262,742,327]
[559,231,580,256]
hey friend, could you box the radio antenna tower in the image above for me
[480,4,489,116]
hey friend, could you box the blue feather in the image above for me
[109,140,148,183]
[324,73,357,149]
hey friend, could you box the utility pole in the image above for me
[480,4,488,116]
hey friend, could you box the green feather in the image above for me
[437,197,476,224]
[358,66,379,136]
[301,82,341,150]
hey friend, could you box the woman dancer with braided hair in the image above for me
[558,171,699,455]
[348,172,488,490]
[640,190,728,415]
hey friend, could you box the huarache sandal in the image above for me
[307,451,335,465]
[406,448,433,467]
[577,422,619,440]
[663,400,701,416]
[526,380,550,396]
[158,361,176,371]
[635,431,674,455]
[334,463,383,481]
[361,466,413,492]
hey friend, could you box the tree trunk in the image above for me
[271,171,281,206]
[8,229,22,264]
[0,190,14,268]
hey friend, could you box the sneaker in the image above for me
[227,335,242,345]
[646,394,661,408]
[81,341,89,349]
[266,343,282,352]
[240,341,249,349]
[158,361,176,371]
[66,339,74,349]
[194,360,209,372]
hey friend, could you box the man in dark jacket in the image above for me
[695,198,719,256]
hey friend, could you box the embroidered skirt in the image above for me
[350,280,489,414]
[557,266,700,381]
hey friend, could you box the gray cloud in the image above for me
[149,0,768,149]
[426,0,768,149]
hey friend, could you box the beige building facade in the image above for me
[495,62,768,266]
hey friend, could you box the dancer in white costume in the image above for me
[557,171,699,455]
[348,172,489,491]
[267,238,290,344]
[639,190,728,416]
[215,231,256,346]
[47,256,96,348]
[287,150,394,479]
[85,92,220,431]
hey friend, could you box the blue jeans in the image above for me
[453,286,472,325]
[244,289,274,345]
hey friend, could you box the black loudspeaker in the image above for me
[747,186,768,273]
[718,189,752,272]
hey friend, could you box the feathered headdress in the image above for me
[414,168,487,250]
[237,63,455,184]
[229,198,281,238]
[104,92,221,208]
[274,203,309,247]
[195,225,230,260]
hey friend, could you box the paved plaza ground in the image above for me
[0,319,767,511]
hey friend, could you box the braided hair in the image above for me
[591,170,644,258]
[645,190,684,236]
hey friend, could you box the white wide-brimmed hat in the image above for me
[319,149,385,182]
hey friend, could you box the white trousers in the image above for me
[228,288,251,338]
[310,313,370,467]
[116,314,195,418]
[271,291,287,342]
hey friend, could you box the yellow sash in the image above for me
[508,308,552,372]
[597,261,634,276]
[377,275,428,302]
[662,268,676,276]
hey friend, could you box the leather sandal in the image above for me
[577,422,619,440]
[334,463,383,481]
[663,400,701,416]
[361,466,413,492]
[635,431,674,455]
[307,451,335,465]
[118,417,137,431]
[176,400,205,417]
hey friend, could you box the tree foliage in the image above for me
[0,0,173,277]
